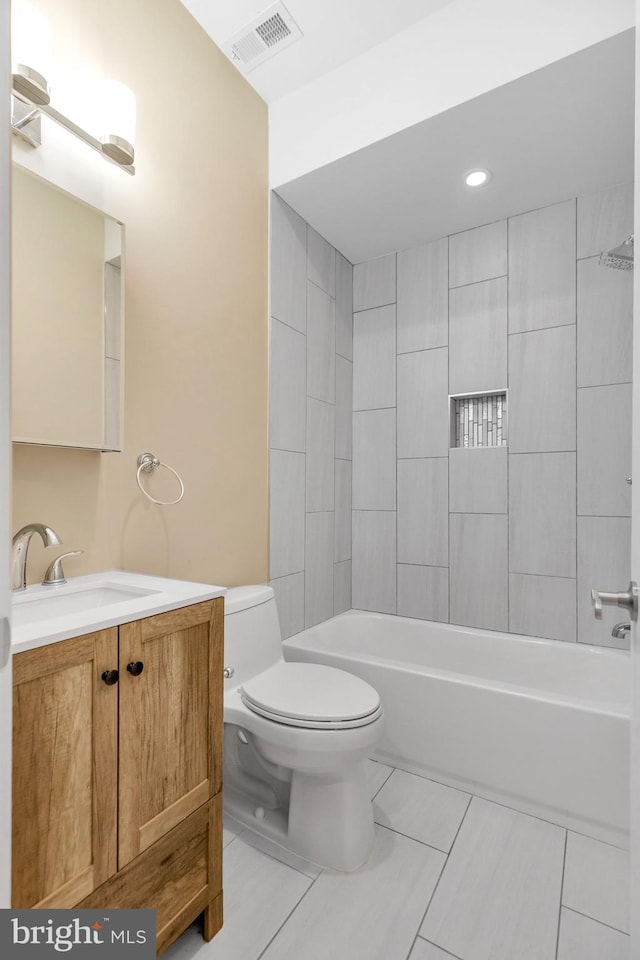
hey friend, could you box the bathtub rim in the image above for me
[283,609,630,718]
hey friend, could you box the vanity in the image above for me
[11,571,225,956]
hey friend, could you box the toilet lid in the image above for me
[240,662,381,727]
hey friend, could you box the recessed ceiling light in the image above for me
[465,169,491,187]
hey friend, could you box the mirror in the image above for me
[11,165,123,450]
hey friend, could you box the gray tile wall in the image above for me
[269,194,353,637]
[270,184,632,648]
[349,182,632,648]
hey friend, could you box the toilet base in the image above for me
[287,761,374,871]
[224,758,375,872]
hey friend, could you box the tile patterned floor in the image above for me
[164,760,630,960]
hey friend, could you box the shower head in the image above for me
[600,235,634,270]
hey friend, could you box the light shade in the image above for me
[465,169,491,187]
[97,80,136,165]
[12,0,53,105]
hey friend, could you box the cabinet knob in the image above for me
[101,669,119,686]
[126,661,145,677]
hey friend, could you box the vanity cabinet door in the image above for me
[12,629,119,908]
[117,598,223,867]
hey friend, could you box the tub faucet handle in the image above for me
[591,581,638,621]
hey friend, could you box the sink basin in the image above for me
[12,583,160,627]
[10,570,226,655]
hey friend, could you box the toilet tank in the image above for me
[224,585,284,688]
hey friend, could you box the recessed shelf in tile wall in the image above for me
[450,391,507,449]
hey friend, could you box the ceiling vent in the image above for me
[223,3,303,74]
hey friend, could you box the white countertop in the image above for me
[11,570,226,654]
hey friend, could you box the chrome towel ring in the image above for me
[136,452,185,505]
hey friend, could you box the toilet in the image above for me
[223,585,383,872]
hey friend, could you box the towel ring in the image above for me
[136,452,185,505]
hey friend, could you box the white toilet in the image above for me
[223,585,383,871]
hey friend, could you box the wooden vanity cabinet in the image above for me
[12,597,224,956]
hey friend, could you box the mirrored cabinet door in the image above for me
[11,165,123,451]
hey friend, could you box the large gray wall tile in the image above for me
[449,220,507,288]
[353,305,396,410]
[578,517,631,648]
[270,572,305,640]
[352,511,396,614]
[335,458,352,561]
[307,281,335,403]
[450,514,508,631]
[397,348,449,458]
[353,409,396,510]
[306,399,335,512]
[577,182,634,259]
[336,252,353,360]
[449,447,507,514]
[509,200,576,333]
[271,194,307,333]
[509,574,576,643]
[397,564,449,622]
[509,325,576,453]
[578,383,632,517]
[334,560,352,615]
[509,453,576,577]
[397,238,448,353]
[305,512,334,627]
[577,257,632,387]
[335,356,353,459]
[270,318,306,452]
[307,225,335,296]
[353,253,396,311]
[449,277,507,395]
[270,450,305,579]
[397,458,448,565]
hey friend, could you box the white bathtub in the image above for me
[283,611,630,847]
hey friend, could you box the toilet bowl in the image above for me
[223,585,383,871]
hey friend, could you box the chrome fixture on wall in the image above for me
[11,1,136,174]
[600,235,634,270]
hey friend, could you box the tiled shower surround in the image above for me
[269,195,353,638]
[270,183,633,648]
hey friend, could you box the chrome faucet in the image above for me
[11,523,62,591]
[611,622,631,641]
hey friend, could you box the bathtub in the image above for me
[283,611,630,847]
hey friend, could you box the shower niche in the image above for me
[450,390,507,449]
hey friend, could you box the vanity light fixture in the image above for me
[465,169,491,187]
[10,1,136,174]
[11,1,52,105]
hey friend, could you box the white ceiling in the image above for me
[276,29,635,263]
[179,0,454,102]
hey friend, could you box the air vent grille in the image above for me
[223,2,302,73]
[255,14,291,48]
[231,34,264,64]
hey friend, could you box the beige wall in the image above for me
[12,0,269,587]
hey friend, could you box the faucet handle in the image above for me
[42,550,83,586]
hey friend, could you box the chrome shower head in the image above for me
[600,234,634,270]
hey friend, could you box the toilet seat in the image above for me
[240,662,382,730]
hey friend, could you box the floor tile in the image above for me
[163,836,312,960]
[557,908,629,960]
[237,826,322,880]
[366,758,394,798]
[562,832,629,933]
[410,940,460,960]
[260,825,446,960]
[222,812,244,848]
[374,769,470,853]
[420,796,565,960]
